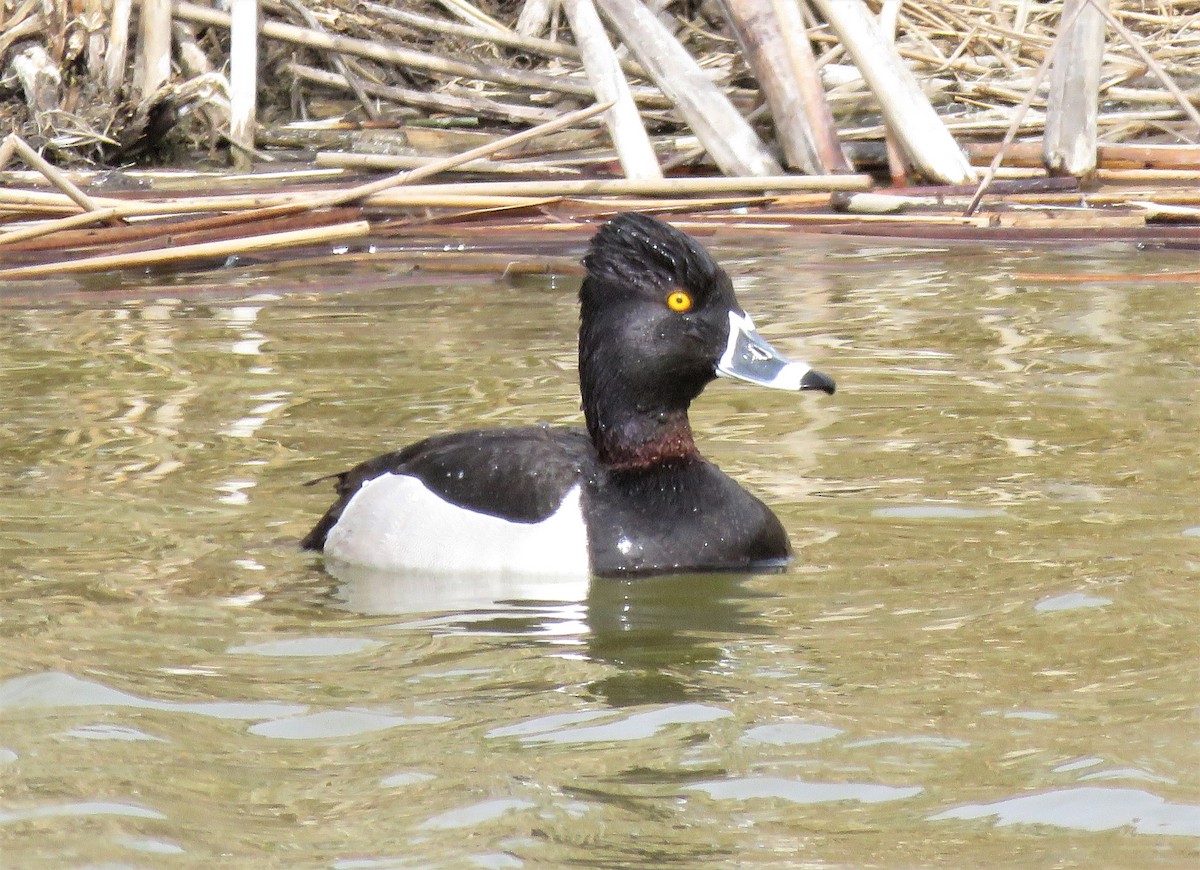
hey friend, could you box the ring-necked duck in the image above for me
[302,213,834,577]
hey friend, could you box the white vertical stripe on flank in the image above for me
[324,474,590,578]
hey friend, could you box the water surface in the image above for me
[1,233,1197,866]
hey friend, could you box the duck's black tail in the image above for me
[299,471,350,551]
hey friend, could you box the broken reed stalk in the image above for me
[434,0,510,33]
[9,170,874,211]
[963,0,1090,216]
[360,175,874,198]
[0,188,551,217]
[286,63,556,124]
[228,0,259,170]
[173,1,599,100]
[1084,0,1200,135]
[137,0,173,99]
[362,1,643,78]
[811,0,973,185]
[1,102,618,257]
[515,0,556,37]
[1044,0,1105,176]
[596,0,782,177]
[0,221,372,280]
[104,0,133,94]
[877,0,911,186]
[282,0,379,121]
[722,0,840,175]
[0,207,123,246]
[967,142,1200,170]
[313,100,618,208]
[562,0,662,180]
[1,206,366,254]
[314,152,580,176]
[773,0,849,174]
[3,134,123,225]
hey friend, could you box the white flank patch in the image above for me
[323,473,590,577]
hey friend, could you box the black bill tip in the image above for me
[800,368,836,395]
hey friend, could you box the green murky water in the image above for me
[1,233,1197,866]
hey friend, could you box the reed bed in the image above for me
[1,0,1198,279]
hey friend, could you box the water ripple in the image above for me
[0,672,307,721]
[690,777,923,804]
[930,787,1200,836]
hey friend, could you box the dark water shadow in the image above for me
[582,572,774,706]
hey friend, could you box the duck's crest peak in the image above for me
[582,213,717,294]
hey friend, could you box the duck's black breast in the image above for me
[582,460,792,577]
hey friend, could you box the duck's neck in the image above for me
[578,295,709,471]
[580,366,700,470]
[589,404,698,470]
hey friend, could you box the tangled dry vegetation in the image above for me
[1,1,1199,278]
[2,0,1197,166]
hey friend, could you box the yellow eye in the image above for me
[666,291,693,312]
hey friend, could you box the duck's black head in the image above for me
[578,213,834,469]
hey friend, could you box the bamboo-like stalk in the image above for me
[596,0,782,177]
[8,102,611,235]
[1096,169,1200,183]
[1043,0,1105,177]
[0,221,372,280]
[90,209,368,257]
[105,0,133,95]
[0,188,555,216]
[314,101,618,208]
[774,0,848,173]
[563,0,662,180]
[137,0,173,100]
[558,194,779,212]
[0,170,873,225]
[229,0,260,170]
[1,207,361,253]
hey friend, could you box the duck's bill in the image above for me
[716,311,836,394]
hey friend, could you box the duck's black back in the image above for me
[301,426,592,551]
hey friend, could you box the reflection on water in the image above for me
[1,238,1198,866]
[330,560,592,616]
